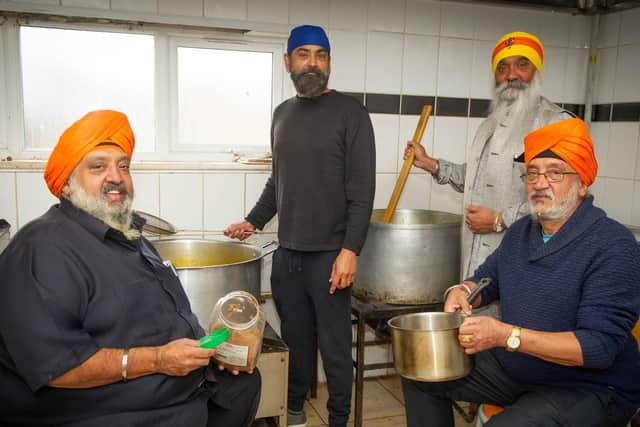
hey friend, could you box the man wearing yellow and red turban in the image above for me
[403,117,640,426]
[404,31,574,281]
[0,110,261,426]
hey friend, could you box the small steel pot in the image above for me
[388,278,492,382]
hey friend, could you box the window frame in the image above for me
[1,18,286,162]
[168,36,284,158]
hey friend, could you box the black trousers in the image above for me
[402,350,630,427]
[271,248,353,427]
[207,368,262,427]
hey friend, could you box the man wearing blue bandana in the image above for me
[225,25,376,427]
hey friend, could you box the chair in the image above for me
[475,318,640,426]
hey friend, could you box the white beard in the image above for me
[67,177,140,240]
[529,180,581,222]
[488,72,543,142]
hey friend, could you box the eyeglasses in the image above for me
[522,170,579,184]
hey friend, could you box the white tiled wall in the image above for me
[591,9,640,226]
[3,0,637,226]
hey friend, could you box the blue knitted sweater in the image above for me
[470,196,640,415]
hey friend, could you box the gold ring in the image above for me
[461,335,472,344]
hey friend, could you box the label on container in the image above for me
[215,341,249,366]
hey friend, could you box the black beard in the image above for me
[290,66,330,98]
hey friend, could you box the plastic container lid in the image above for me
[199,327,231,348]
[217,291,260,330]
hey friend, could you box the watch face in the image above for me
[507,336,520,350]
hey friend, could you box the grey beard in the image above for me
[290,67,330,98]
[67,177,140,240]
[488,73,542,140]
[529,181,581,223]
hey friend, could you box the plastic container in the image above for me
[207,291,265,371]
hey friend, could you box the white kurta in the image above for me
[436,97,571,279]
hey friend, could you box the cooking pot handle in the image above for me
[260,240,279,258]
[466,277,492,305]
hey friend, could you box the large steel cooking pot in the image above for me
[388,279,491,382]
[353,209,462,304]
[152,239,277,326]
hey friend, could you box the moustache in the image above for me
[496,79,529,93]
[300,66,325,76]
[102,182,129,197]
[529,189,554,201]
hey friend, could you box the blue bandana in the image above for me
[287,25,330,54]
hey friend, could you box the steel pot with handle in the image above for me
[151,239,277,326]
[354,209,462,304]
[388,278,492,382]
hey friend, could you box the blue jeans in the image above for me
[402,350,630,427]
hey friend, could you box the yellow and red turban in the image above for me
[44,110,135,197]
[492,31,544,74]
[524,118,598,187]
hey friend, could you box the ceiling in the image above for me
[448,0,640,14]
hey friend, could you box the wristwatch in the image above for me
[493,212,505,233]
[506,326,521,352]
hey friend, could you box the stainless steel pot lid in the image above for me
[135,211,177,235]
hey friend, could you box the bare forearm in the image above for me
[518,329,584,366]
[49,338,215,389]
[49,347,159,388]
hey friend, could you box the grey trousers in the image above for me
[402,350,630,427]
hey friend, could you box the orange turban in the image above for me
[492,31,544,73]
[44,110,135,196]
[524,118,598,187]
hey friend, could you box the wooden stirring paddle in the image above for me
[381,105,433,223]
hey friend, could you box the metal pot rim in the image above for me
[388,312,463,332]
[152,238,277,269]
[369,209,462,229]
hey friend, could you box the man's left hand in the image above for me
[465,205,496,234]
[217,363,252,376]
[458,316,510,354]
[329,248,357,294]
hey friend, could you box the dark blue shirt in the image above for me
[470,196,640,418]
[0,198,212,426]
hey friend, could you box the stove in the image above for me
[350,295,442,427]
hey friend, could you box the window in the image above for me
[3,20,285,161]
[175,45,274,152]
[20,26,155,152]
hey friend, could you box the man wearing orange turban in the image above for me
[0,111,261,426]
[524,117,598,187]
[404,30,573,283]
[402,118,640,427]
[44,109,135,197]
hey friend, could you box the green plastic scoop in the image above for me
[199,327,230,349]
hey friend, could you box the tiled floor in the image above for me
[254,374,477,427]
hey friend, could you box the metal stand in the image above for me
[351,296,441,427]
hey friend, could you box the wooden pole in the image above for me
[381,105,433,223]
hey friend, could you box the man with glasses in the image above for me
[405,31,572,281]
[402,118,640,427]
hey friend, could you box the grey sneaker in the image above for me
[287,409,307,427]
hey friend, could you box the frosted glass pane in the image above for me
[20,27,155,153]
[177,47,272,148]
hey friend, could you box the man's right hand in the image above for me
[404,140,438,174]
[156,338,216,377]
[224,220,256,241]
